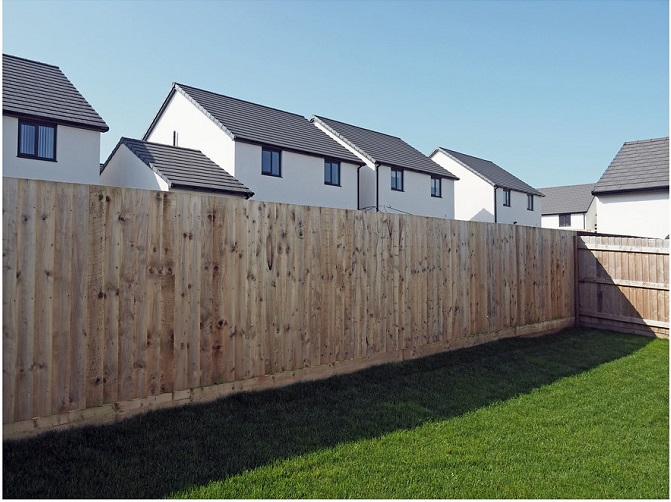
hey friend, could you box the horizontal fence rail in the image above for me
[577,236,669,337]
[3,178,576,437]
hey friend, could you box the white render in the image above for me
[541,199,597,231]
[431,149,541,226]
[313,121,455,218]
[431,149,494,222]
[377,164,455,218]
[100,143,170,191]
[594,190,669,238]
[145,91,236,175]
[234,141,359,209]
[145,91,359,210]
[3,115,101,185]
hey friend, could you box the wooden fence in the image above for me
[3,178,576,437]
[577,235,669,338]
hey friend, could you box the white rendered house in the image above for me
[100,137,253,198]
[592,137,669,238]
[430,147,543,226]
[311,116,458,219]
[142,83,363,210]
[540,183,596,231]
[2,54,108,185]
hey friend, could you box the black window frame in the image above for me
[324,159,341,187]
[391,167,404,192]
[503,188,511,207]
[17,119,57,162]
[559,213,571,227]
[527,194,534,211]
[261,146,282,177]
[431,176,442,198]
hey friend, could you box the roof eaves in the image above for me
[173,83,236,140]
[310,116,377,165]
[3,109,109,133]
[435,147,496,186]
[142,83,236,142]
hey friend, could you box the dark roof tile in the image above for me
[312,116,458,179]
[593,137,669,195]
[104,138,253,197]
[2,54,108,131]
[146,84,361,165]
[539,183,595,214]
[434,147,543,196]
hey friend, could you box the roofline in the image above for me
[3,109,109,133]
[432,146,497,186]
[310,116,377,165]
[142,83,236,141]
[433,146,543,196]
[235,137,364,167]
[592,185,670,196]
[377,159,459,180]
[622,136,669,146]
[3,53,60,69]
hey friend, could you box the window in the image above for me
[173,131,179,147]
[324,160,340,186]
[431,176,442,197]
[559,214,571,227]
[262,147,281,177]
[527,194,534,211]
[18,120,56,161]
[503,189,511,207]
[391,168,404,191]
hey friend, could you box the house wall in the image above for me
[542,213,585,230]
[595,189,669,238]
[431,150,494,222]
[3,115,101,185]
[496,188,541,227]
[234,141,359,210]
[377,164,455,219]
[100,144,170,191]
[585,198,597,232]
[144,91,236,176]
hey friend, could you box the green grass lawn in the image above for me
[3,328,668,499]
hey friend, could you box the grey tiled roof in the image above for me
[433,147,543,196]
[103,138,254,197]
[145,83,361,165]
[592,137,669,195]
[539,183,595,215]
[2,54,108,131]
[311,116,458,179]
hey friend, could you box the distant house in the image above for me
[100,137,253,198]
[592,137,669,238]
[142,83,362,210]
[430,147,543,226]
[2,54,108,185]
[311,116,458,219]
[539,183,596,231]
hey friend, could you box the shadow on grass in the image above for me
[3,328,652,498]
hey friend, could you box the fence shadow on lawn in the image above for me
[3,328,652,499]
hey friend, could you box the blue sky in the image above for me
[3,0,668,188]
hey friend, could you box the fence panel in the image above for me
[3,178,576,437]
[577,235,669,337]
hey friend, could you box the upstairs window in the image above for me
[18,120,56,161]
[391,167,404,191]
[559,214,571,227]
[527,194,534,211]
[431,176,442,198]
[262,147,281,177]
[324,160,340,186]
[503,189,511,207]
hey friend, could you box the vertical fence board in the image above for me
[3,178,20,423]
[15,181,37,421]
[33,181,56,418]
